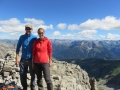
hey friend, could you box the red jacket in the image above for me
[32,37,52,63]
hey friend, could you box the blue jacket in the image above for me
[16,33,37,60]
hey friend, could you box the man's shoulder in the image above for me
[31,34,37,38]
[19,34,25,39]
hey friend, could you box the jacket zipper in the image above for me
[27,35,30,59]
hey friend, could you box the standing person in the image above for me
[16,24,37,90]
[32,28,53,90]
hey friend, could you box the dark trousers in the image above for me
[34,63,53,90]
[19,59,35,90]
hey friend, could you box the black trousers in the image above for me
[19,60,35,90]
[34,63,53,90]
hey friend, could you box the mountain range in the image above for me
[0,39,120,60]
[52,39,120,60]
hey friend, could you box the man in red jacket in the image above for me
[32,28,53,90]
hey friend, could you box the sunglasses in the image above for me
[38,32,44,34]
[26,28,32,30]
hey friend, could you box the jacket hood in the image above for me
[38,37,48,41]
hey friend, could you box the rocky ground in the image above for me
[0,51,98,90]
[1,50,120,90]
[1,51,120,90]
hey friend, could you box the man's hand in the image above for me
[32,58,34,69]
[16,59,20,66]
[16,53,20,66]
[32,62,34,69]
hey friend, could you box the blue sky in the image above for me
[0,0,120,40]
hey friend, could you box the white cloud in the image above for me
[1,16,120,40]
[63,34,74,37]
[0,18,54,39]
[57,23,67,30]
[100,33,120,40]
[52,31,61,36]
[68,16,120,30]
[9,32,19,35]
[51,31,74,39]
[36,24,53,30]
[0,25,24,33]
[68,24,80,30]
[24,18,44,25]
[0,18,21,26]
[51,30,120,40]
[78,30,97,39]
[0,18,53,35]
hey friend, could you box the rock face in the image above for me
[89,77,98,90]
[0,51,98,90]
[0,51,21,89]
[49,59,98,90]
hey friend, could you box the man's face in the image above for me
[25,27,32,34]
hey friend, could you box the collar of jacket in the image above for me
[39,37,47,41]
[25,33,32,37]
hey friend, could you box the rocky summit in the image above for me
[50,59,98,90]
[0,51,98,90]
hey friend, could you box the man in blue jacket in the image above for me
[16,24,37,90]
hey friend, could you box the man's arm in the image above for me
[16,53,20,66]
[16,36,22,66]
